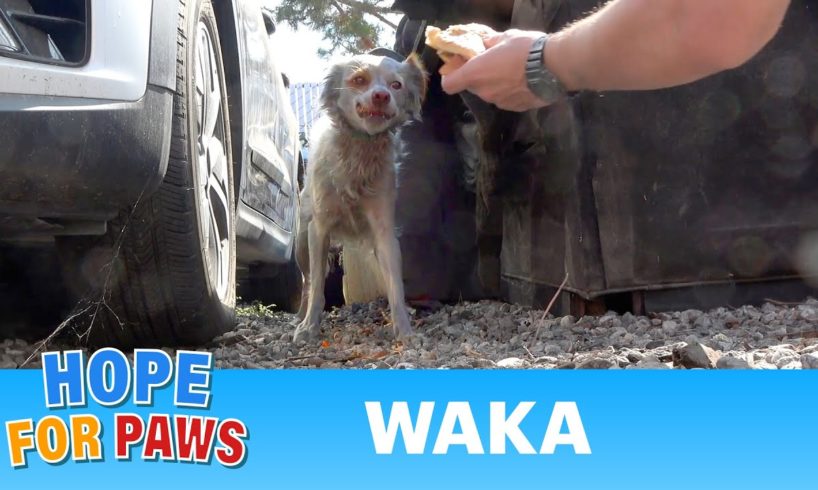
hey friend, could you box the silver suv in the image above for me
[0,0,302,346]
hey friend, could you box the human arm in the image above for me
[441,0,791,111]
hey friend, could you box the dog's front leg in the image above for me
[365,202,413,339]
[293,221,330,343]
[294,212,311,321]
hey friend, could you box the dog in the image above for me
[293,53,428,343]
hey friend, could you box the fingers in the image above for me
[441,56,477,94]
[440,31,511,95]
[438,55,466,77]
[482,31,505,49]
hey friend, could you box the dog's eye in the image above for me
[351,76,368,87]
[391,81,403,90]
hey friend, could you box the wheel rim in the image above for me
[194,20,231,301]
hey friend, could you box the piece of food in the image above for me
[425,23,497,63]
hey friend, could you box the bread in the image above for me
[425,24,497,63]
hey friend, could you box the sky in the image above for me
[265,0,399,83]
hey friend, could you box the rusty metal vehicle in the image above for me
[391,0,818,314]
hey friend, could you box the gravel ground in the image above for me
[4,298,817,370]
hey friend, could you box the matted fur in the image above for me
[293,54,428,343]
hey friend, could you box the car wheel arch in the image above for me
[211,0,246,206]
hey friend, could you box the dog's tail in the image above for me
[341,243,386,304]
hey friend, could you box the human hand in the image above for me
[438,55,466,77]
[440,29,550,112]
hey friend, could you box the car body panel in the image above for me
[228,0,300,264]
[0,87,172,226]
[0,0,171,229]
[0,0,298,269]
[0,0,152,102]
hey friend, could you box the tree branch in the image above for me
[329,0,345,16]
[335,0,394,15]
[334,0,398,29]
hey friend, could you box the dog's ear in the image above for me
[402,54,429,121]
[320,63,346,119]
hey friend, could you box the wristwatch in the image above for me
[525,35,566,104]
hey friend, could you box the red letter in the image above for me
[142,414,175,461]
[214,419,248,467]
[115,414,145,460]
[175,415,218,463]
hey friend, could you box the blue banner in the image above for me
[1,367,816,489]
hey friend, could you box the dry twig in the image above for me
[530,273,569,348]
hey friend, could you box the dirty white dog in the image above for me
[293,54,428,343]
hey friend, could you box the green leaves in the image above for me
[274,0,396,57]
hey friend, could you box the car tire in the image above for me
[57,0,235,347]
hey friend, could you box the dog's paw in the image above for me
[293,321,320,344]
[393,318,414,339]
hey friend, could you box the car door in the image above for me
[231,0,299,240]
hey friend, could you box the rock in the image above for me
[753,361,778,370]
[767,348,799,368]
[543,344,564,356]
[0,358,18,369]
[710,333,733,350]
[798,306,818,321]
[680,310,702,324]
[630,356,670,369]
[683,334,700,345]
[614,356,630,367]
[716,356,750,370]
[801,353,818,370]
[800,344,818,355]
[559,316,575,328]
[673,342,721,369]
[662,320,678,334]
[496,357,527,369]
[634,318,652,332]
[471,358,495,368]
[420,350,438,362]
[646,340,665,349]
[214,330,244,347]
[401,349,420,362]
[13,297,816,370]
[622,348,645,363]
[498,317,515,330]
[654,349,674,363]
[576,357,618,369]
[5,349,25,358]
[693,315,713,330]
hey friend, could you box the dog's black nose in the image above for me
[372,90,391,105]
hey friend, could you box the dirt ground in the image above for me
[5,296,816,370]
